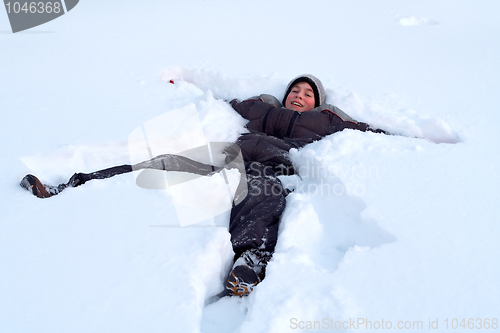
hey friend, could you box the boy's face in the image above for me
[284,82,316,112]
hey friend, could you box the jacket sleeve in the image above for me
[326,116,387,135]
[230,98,276,123]
[318,105,387,135]
[324,113,368,134]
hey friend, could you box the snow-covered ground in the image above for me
[1,1,499,332]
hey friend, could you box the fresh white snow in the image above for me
[1,1,499,332]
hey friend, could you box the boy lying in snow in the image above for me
[20,74,385,297]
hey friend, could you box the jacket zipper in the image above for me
[285,111,300,137]
[261,110,270,133]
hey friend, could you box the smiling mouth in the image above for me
[291,102,303,107]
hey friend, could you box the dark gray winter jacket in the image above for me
[231,94,378,142]
[229,95,383,175]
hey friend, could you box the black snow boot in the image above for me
[20,174,66,198]
[224,265,260,297]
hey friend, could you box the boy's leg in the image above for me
[132,154,221,175]
[69,154,221,187]
[21,154,221,198]
[228,161,287,281]
[68,164,133,186]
